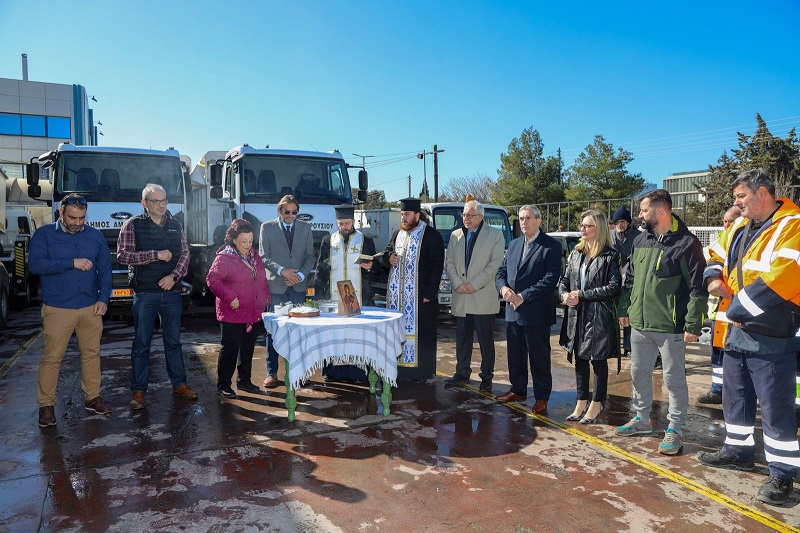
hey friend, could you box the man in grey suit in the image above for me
[444,200,505,392]
[259,194,315,387]
[495,205,562,414]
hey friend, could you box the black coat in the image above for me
[558,246,622,362]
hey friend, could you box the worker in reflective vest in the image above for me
[696,169,800,505]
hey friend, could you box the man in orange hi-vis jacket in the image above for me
[696,168,800,505]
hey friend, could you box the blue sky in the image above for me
[1,1,798,201]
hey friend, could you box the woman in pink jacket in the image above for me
[206,219,271,399]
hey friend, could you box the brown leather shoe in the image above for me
[131,391,145,410]
[38,406,57,427]
[172,384,198,400]
[85,396,112,415]
[531,400,548,414]
[495,391,527,402]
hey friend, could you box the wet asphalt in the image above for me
[1,302,799,532]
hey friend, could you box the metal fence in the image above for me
[502,185,800,233]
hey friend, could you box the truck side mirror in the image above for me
[358,169,368,191]
[210,163,222,187]
[210,186,223,199]
[26,162,40,185]
[357,189,368,203]
[28,185,42,198]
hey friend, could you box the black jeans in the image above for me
[574,358,608,402]
[217,321,257,388]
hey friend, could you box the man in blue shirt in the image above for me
[29,194,112,427]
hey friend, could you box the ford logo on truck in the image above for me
[296,213,313,221]
[110,212,133,220]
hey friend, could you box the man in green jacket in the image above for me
[615,189,707,456]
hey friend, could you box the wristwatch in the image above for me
[172,274,179,282]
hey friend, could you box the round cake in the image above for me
[288,306,320,318]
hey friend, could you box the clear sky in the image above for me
[1,1,798,202]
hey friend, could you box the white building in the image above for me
[0,58,96,181]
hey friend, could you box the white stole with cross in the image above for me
[329,230,364,303]
[387,221,426,367]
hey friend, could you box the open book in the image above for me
[356,252,381,264]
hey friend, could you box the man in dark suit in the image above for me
[495,205,562,414]
[259,194,315,387]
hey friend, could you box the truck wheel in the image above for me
[0,287,8,327]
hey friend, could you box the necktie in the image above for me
[465,231,475,269]
[284,224,293,251]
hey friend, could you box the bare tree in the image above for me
[440,172,497,204]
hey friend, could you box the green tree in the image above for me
[563,135,644,201]
[686,114,800,225]
[494,127,564,206]
[731,113,800,198]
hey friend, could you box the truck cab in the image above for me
[27,144,192,311]
[187,145,367,298]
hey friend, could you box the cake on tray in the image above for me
[288,306,320,318]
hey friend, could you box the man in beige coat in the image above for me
[444,200,505,392]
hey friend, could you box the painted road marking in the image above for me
[436,372,800,533]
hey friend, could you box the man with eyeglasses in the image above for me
[259,194,315,387]
[495,205,561,414]
[29,194,112,427]
[444,200,505,392]
[118,184,197,410]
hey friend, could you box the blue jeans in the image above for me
[266,290,306,375]
[131,290,187,391]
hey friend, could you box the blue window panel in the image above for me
[47,117,71,138]
[0,113,21,135]
[21,115,46,137]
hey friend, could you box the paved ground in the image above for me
[1,302,799,532]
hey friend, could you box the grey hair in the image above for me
[519,204,541,219]
[731,168,776,197]
[464,200,484,216]
[142,183,166,200]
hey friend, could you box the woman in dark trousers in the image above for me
[558,210,621,423]
[206,219,271,399]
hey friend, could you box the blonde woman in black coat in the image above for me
[558,210,622,424]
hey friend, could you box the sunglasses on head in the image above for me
[283,210,299,215]
[63,197,88,206]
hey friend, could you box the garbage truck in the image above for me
[186,145,367,298]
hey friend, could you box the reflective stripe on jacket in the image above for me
[706,198,800,351]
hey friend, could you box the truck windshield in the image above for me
[432,206,512,249]
[239,155,351,204]
[54,152,183,202]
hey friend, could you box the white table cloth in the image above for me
[262,307,403,391]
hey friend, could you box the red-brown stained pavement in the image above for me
[0,304,799,532]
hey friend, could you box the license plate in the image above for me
[113,289,133,297]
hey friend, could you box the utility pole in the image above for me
[407,175,412,197]
[352,153,374,168]
[417,145,444,201]
[432,144,444,202]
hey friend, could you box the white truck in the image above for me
[355,201,515,312]
[25,143,193,311]
[186,145,368,298]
